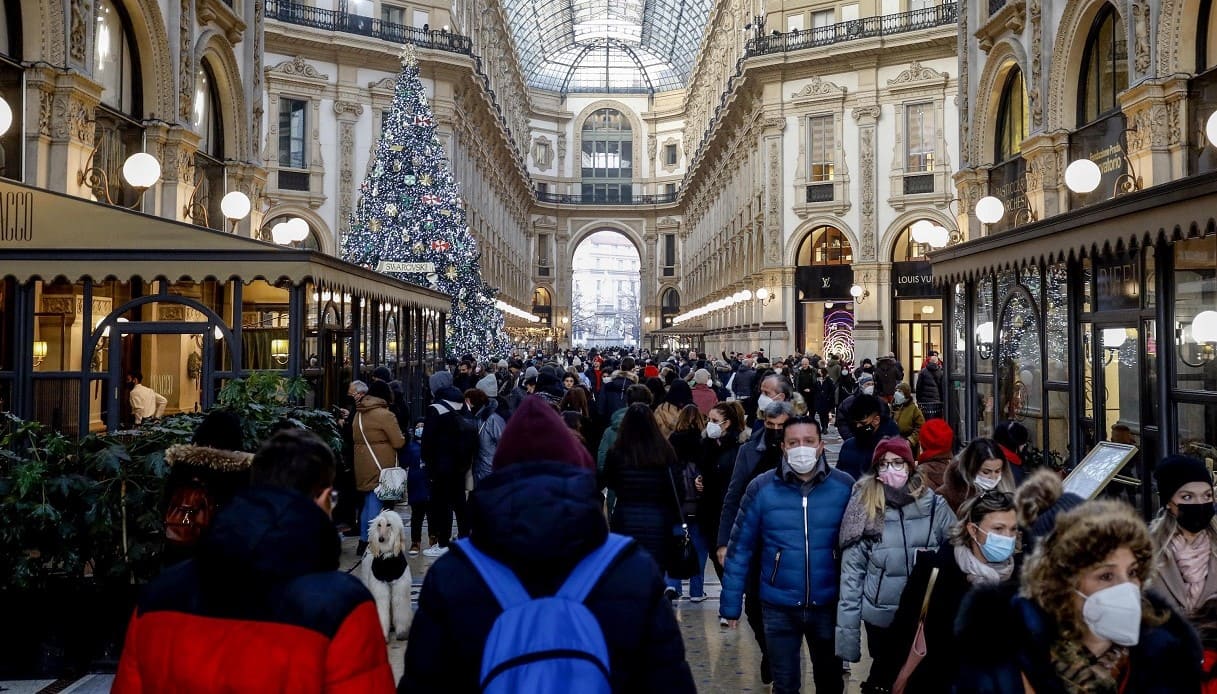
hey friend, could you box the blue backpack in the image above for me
[455,534,632,694]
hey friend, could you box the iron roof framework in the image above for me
[501,0,712,94]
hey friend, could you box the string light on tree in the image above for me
[341,42,509,359]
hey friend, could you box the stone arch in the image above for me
[107,0,175,120]
[568,220,646,262]
[879,209,958,263]
[785,217,859,267]
[1159,0,1216,73]
[570,100,645,189]
[195,30,249,160]
[262,205,335,256]
[28,0,64,64]
[973,40,1031,165]
[1047,0,1125,131]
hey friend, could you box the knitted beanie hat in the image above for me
[918,419,954,461]
[1155,455,1212,508]
[492,396,594,471]
[871,436,915,471]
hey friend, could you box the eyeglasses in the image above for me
[876,458,907,472]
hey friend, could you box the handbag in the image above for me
[359,412,407,501]
[892,566,940,694]
[665,466,700,580]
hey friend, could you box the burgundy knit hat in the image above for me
[918,419,954,461]
[491,396,595,471]
[871,436,915,470]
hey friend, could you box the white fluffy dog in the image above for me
[361,509,414,642]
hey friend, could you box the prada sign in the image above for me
[892,261,938,298]
[796,265,853,300]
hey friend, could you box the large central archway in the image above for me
[570,230,641,347]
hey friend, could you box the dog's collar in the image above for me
[370,553,409,582]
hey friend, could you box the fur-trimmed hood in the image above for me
[165,443,254,471]
[608,369,639,383]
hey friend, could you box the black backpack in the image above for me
[436,400,480,471]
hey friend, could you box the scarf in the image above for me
[1171,532,1212,612]
[839,483,886,549]
[1049,637,1128,694]
[953,543,1015,585]
[883,484,916,509]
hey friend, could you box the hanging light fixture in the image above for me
[1064,159,1103,194]
[975,196,1006,225]
[0,96,12,137]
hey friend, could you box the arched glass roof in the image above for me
[501,0,713,94]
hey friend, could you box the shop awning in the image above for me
[0,179,451,311]
[929,174,1217,284]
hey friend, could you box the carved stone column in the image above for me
[852,105,881,262]
[1021,131,1069,221]
[40,69,101,196]
[1120,77,1189,187]
[333,100,365,247]
[760,115,786,271]
[225,161,268,237]
[153,125,201,225]
[851,263,885,361]
[952,167,987,241]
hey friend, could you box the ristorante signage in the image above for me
[0,191,34,243]
[891,261,938,298]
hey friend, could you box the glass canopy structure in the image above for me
[501,0,713,94]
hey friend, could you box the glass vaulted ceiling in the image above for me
[501,0,713,94]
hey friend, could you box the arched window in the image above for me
[532,287,552,306]
[1201,0,1217,70]
[660,288,680,326]
[892,222,933,261]
[0,0,20,58]
[262,215,321,250]
[995,67,1028,163]
[194,62,222,158]
[796,226,853,266]
[94,0,139,114]
[1077,4,1128,126]
[581,108,633,202]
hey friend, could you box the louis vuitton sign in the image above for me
[796,265,854,300]
[892,261,938,298]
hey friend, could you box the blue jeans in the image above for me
[762,603,843,694]
[664,520,709,598]
[360,491,387,542]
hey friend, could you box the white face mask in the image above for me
[757,394,775,411]
[705,421,724,439]
[862,385,875,395]
[786,446,820,474]
[1076,582,1142,646]
[973,474,1000,491]
[893,392,907,406]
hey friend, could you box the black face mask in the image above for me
[855,422,876,436]
[1175,502,1216,534]
[764,427,784,449]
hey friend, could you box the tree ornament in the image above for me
[385,203,398,217]
[420,173,433,186]
[404,173,417,185]
[412,241,426,254]
[446,265,458,280]
[372,161,384,178]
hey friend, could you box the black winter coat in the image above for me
[604,450,681,567]
[915,363,946,405]
[401,462,695,693]
[815,377,836,414]
[880,542,975,691]
[696,434,743,547]
[836,418,901,479]
[954,583,1203,694]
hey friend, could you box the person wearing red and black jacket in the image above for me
[114,429,394,694]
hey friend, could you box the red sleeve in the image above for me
[112,610,143,694]
[325,600,396,694]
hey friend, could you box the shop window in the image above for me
[194,63,223,158]
[278,97,309,190]
[1174,235,1217,391]
[1178,402,1217,466]
[796,226,852,266]
[951,282,967,375]
[1045,263,1070,381]
[94,0,139,115]
[995,67,1028,163]
[1077,4,1128,126]
[998,289,1042,444]
[974,276,994,374]
[892,221,932,261]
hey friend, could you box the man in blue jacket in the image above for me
[836,393,900,479]
[720,416,854,694]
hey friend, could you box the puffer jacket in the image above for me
[696,432,745,550]
[471,399,506,484]
[598,370,638,419]
[114,486,394,693]
[716,427,781,549]
[597,406,628,477]
[402,461,696,693]
[873,357,904,398]
[836,487,954,662]
[915,362,945,405]
[719,459,853,619]
[353,396,406,492]
[604,451,680,567]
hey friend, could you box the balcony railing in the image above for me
[265,0,473,54]
[745,3,958,56]
[536,191,679,205]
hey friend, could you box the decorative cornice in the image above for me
[790,76,847,100]
[852,105,882,122]
[266,55,330,81]
[887,60,949,87]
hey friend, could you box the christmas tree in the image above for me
[342,43,509,360]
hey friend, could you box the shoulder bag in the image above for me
[359,411,407,501]
[892,566,940,694]
[665,466,700,580]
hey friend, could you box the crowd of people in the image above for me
[112,345,1217,693]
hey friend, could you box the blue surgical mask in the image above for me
[976,526,1016,563]
[414,427,423,438]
